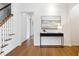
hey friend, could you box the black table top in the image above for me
[40,33,63,37]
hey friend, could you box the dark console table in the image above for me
[40,33,64,47]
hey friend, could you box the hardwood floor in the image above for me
[6,39,79,56]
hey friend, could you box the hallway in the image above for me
[7,39,79,56]
[0,3,79,56]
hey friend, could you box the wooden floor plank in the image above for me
[6,39,79,56]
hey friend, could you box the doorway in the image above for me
[21,12,34,45]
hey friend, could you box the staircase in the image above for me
[0,14,16,55]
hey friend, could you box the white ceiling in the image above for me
[47,3,77,10]
[66,3,77,10]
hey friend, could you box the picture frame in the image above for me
[41,16,61,30]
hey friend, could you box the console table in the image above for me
[40,33,64,47]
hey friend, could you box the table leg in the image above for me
[61,37,64,46]
[40,36,41,48]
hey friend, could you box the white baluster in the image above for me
[1,23,8,48]
[0,26,4,54]
[0,27,2,54]
[2,25,4,47]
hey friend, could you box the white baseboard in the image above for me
[18,43,22,46]
[64,44,72,46]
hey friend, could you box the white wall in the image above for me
[11,3,78,46]
[11,4,22,45]
[69,4,79,45]
[11,3,30,45]
[17,3,72,46]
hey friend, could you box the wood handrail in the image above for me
[0,4,11,11]
[0,14,13,27]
